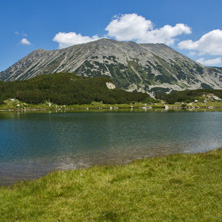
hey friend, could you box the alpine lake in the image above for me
[0,110,222,185]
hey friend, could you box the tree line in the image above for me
[0,73,152,105]
[156,89,222,104]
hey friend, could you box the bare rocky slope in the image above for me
[1,38,222,95]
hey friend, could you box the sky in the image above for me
[1,0,222,71]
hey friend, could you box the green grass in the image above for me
[1,149,222,221]
[0,100,154,112]
[1,98,222,112]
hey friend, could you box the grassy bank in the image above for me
[1,99,222,112]
[1,149,222,221]
[0,99,151,112]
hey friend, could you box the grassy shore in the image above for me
[1,99,222,112]
[1,149,222,221]
[0,99,149,111]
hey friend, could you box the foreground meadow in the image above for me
[0,149,222,221]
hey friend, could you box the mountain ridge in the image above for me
[1,38,222,95]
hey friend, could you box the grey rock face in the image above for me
[1,38,222,95]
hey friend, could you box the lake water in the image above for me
[0,110,222,185]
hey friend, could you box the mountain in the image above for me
[1,38,222,95]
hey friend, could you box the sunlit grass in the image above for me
[1,149,222,221]
[1,98,222,112]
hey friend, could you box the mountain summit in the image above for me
[1,38,222,95]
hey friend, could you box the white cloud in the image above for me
[20,38,31,45]
[105,13,153,41]
[105,13,191,45]
[53,14,192,49]
[15,31,27,37]
[178,29,222,55]
[53,32,99,49]
[196,57,222,66]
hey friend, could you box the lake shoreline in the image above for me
[1,111,222,186]
[0,147,221,187]
[1,104,222,112]
[1,148,222,221]
[1,98,222,112]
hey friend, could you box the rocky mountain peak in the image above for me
[0,39,222,95]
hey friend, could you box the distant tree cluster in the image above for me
[0,73,151,105]
[156,89,222,104]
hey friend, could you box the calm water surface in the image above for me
[0,111,222,185]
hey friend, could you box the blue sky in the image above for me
[1,0,222,71]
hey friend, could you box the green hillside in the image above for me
[156,89,222,104]
[0,73,152,105]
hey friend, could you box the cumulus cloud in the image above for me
[196,57,222,66]
[53,32,99,48]
[105,13,153,41]
[20,38,31,45]
[105,13,191,45]
[178,29,222,55]
[53,13,192,48]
